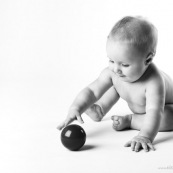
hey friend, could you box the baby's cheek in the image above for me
[108,64,113,71]
[128,70,141,80]
[125,69,134,76]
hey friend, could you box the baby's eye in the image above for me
[109,60,114,63]
[121,64,129,67]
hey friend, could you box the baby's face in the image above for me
[106,39,148,82]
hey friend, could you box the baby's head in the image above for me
[108,16,158,57]
[106,16,158,82]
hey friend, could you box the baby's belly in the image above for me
[128,102,146,114]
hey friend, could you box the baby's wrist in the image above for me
[137,133,153,142]
[69,106,80,112]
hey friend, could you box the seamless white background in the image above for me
[0,0,173,173]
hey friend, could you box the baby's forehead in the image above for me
[106,39,145,62]
[106,39,139,53]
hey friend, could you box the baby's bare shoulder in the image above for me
[147,64,173,88]
[145,64,163,84]
[161,71,173,103]
[99,67,113,81]
[145,65,173,105]
[161,71,173,87]
[144,64,165,94]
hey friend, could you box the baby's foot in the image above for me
[111,114,132,131]
[85,104,104,122]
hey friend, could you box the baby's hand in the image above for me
[124,135,155,152]
[57,108,84,130]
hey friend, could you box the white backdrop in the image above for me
[0,0,173,173]
[0,0,173,113]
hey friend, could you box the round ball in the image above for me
[61,124,86,151]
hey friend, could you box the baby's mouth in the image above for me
[116,73,125,77]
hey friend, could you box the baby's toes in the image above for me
[113,120,119,125]
[111,115,120,121]
[112,123,118,130]
[112,120,120,131]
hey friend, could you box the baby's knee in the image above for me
[92,116,102,122]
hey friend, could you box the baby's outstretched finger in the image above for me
[57,118,73,130]
[147,143,155,151]
[64,117,75,127]
[57,122,66,130]
[124,141,132,147]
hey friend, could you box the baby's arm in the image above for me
[125,76,165,151]
[94,86,120,115]
[57,68,113,130]
[139,77,165,142]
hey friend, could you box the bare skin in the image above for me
[57,39,173,152]
[85,64,173,152]
[111,104,173,133]
[87,103,173,152]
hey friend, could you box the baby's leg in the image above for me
[96,86,120,115]
[112,104,173,131]
[85,86,119,121]
[130,104,173,131]
[158,104,173,131]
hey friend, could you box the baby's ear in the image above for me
[145,52,154,65]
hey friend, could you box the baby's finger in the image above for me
[141,142,148,152]
[124,141,131,147]
[64,117,74,127]
[135,142,141,152]
[57,121,66,130]
[147,143,155,151]
[76,114,84,124]
[131,141,136,151]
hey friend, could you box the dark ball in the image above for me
[61,124,86,151]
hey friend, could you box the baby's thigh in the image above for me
[164,104,173,116]
[160,104,173,131]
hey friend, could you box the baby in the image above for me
[57,16,173,152]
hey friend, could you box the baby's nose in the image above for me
[113,66,122,74]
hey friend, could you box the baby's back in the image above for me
[161,71,173,104]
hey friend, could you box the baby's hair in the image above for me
[108,16,158,56]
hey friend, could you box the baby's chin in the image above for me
[119,76,140,83]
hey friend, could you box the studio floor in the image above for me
[0,82,173,173]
